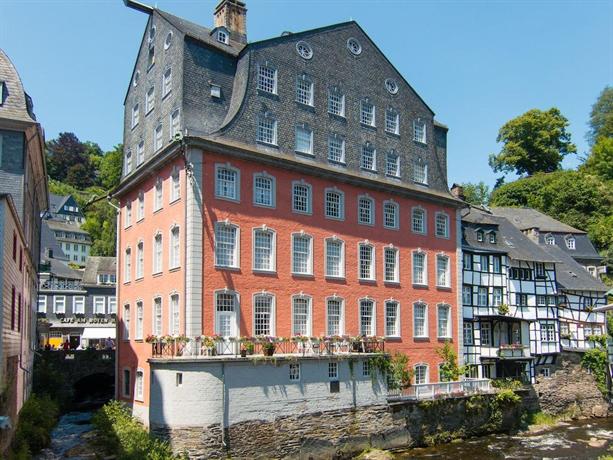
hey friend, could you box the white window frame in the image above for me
[252,226,276,273]
[481,322,491,346]
[386,151,400,177]
[411,207,427,234]
[257,64,277,94]
[413,158,428,185]
[73,296,85,315]
[295,75,314,106]
[169,294,180,336]
[108,296,117,315]
[214,163,240,202]
[437,304,451,338]
[256,113,278,145]
[412,250,428,285]
[385,108,399,134]
[295,124,314,155]
[137,191,144,221]
[291,232,313,276]
[291,180,312,215]
[327,87,345,117]
[214,222,240,269]
[153,232,163,274]
[361,143,377,171]
[384,299,400,337]
[566,236,576,250]
[358,242,375,281]
[253,292,275,336]
[383,200,399,230]
[135,301,144,340]
[358,298,376,336]
[123,304,130,340]
[146,86,155,114]
[291,294,312,336]
[153,297,163,336]
[436,254,451,288]
[414,363,429,384]
[162,67,172,98]
[383,245,399,283]
[325,237,345,279]
[135,369,144,401]
[463,322,474,345]
[413,119,427,144]
[435,212,450,239]
[37,295,47,314]
[131,104,140,129]
[360,99,376,127]
[413,302,428,338]
[169,225,180,270]
[124,202,132,228]
[125,150,132,175]
[154,177,163,211]
[136,240,144,279]
[170,166,180,203]
[124,247,131,283]
[170,108,181,140]
[252,172,276,208]
[357,195,375,226]
[328,134,346,164]
[136,141,144,166]
[324,187,345,220]
[326,296,345,336]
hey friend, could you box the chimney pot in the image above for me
[214,0,247,44]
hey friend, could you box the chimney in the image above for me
[450,183,465,201]
[214,0,247,44]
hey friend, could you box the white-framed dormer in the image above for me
[213,26,230,45]
[252,290,276,336]
[252,225,276,273]
[565,235,576,250]
[324,235,345,279]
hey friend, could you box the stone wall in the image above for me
[152,392,525,459]
[530,351,610,418]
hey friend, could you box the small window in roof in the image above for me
[489,232,496,243]
[385,78,398,94]
[476,230,484,242]
[164,31,173,50]
[347,38,362,55]
[296,41,313,59]
[217,29,229,44]
[149,25,156,42]
[133,71,140,87]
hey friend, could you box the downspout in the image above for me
[106,198,121,399]
[221,362,227,447]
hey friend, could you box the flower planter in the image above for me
[263,347,275,357]
[240,349,247,358]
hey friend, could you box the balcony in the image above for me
[497,344,531,359]
[388,379,493,401]
[149,336,386,359]
[40,279,83,291]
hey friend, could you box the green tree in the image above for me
[82,197,117,257]
[46,132,97,188]
[437,341,463,382]
[98,144,124,191]
[461,181,491,206]
[582,136,613,181]
[587,86,613,145]
[488,108,576,176]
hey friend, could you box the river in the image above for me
[35,411,95,460]
[393,417,613,459]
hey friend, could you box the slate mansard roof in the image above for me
[81,256,116,286]
[539,244,608,293]
[0,48,37,124]
[120,3,457,203]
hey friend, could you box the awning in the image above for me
[81,328,116,339]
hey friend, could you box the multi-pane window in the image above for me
[412,208,426,233]
[124,248,131,282]
[361,144,376,171]
[253,173,274,207]
[437,304,450,338]
[358,196,374,225]
[325,189,344,220]
[535,263,545,278]
[136,241,144,279]
[545,235,555,245]
[359,243,375,280]
[135,301,144,340]
[413,302,427,337]
[295,77,314,106]
[170,109,180,139]
[436,255,450,287]
[489,232,497,243]
[385,300,399,337]
[385,108,399,134]
[215,223,239,268]
[479,255,489,272]
[153,233,163,273]
[72,296,84,314]
[414,365,428,384]
[292,234,312,275]
[123,304,130,339]
[384,247,399,283]
[540,322,556,342]
[328,88,345,116]
[37,296,47,314]
[517,293,528,307]
[412,252,426,285]
[256,113,277,145]
[325,238,344,278]
[476,231,484,242]
[328,134,345,163]
[359,299,375,336]
[462,285,472,305]
[463,253,472,270]
[170,167,180,202]
[169,294,180,335]
[328,362,338,380]
[135,370,144,401]
[170,226,180,269]
[566,236,576,250]
[153,297,162,335]
[257,65,277,94]
[162,68,172,97]
[253,228,274,272]
[383,201,399,229]
[125,202,132,228]
[254,294,273,336]
[327,298,343,335]
[493,287,503,306]
[362,361,371,377]
[435,213,449,238]
[360,100,375,126]
[481,322,491,346]
[292,182,311,214]
[289,363,300,381]
[125,151,132,175]
[492,255,502,273]
[292,296,311,336]
[146,86,155,113]
[463,322,473,345]
[136,141,144,166]
[131,104,140,128]
[215,165,239,201]
[413,159,428,184]
[154,177,163,210]
[386,151,400,177]
[137,192,144,220]
[413,120,426,143]
[295,125,313,154]
[477,287,488,306]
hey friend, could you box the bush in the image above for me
[581,348,608,395]
[9,394,60,457]
[494,389,522,406]
[92,400,181,460]
[491,378,523,390]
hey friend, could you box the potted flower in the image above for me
[260,336,276,356]
[498,304,510,316]
[145,334,159,344]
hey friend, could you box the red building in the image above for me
[116,0,462,422]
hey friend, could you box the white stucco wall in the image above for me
[149,356,387,429]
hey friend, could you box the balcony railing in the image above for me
[388,379,493,400]
[497,344,531,358]
[149,336,386,359]
[40,279,83,291]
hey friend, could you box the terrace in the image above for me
[388,379,494,401]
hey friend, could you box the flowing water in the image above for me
[393,417,613,459]
[35,411,95,460]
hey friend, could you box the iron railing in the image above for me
[388,379,493,400]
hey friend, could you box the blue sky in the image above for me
[1,0,611,187]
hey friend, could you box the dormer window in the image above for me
[217,29,229,44]
[476,230,484,242]
[545,235,555,245]
[566,236,576,250]
[489,232,497,244]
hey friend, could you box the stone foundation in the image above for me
[530,351,611,418]
[153,393,525,459]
